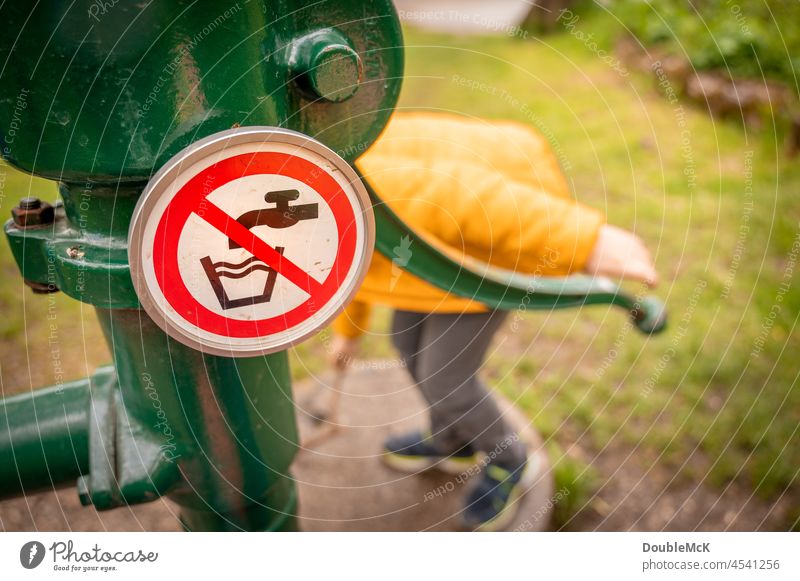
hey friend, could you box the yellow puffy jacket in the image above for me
[332,112,605,338]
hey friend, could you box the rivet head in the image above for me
[307,45,362,102]
[292,30,363,103]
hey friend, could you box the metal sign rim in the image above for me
[128,126,375,357]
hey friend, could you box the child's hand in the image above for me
[584,224,659,288]
[328,335,360,370]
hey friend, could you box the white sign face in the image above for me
[128,127,374,356]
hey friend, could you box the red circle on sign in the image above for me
[152,152,358,338]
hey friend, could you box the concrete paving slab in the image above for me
[293,363,555,531]
[0,361,554,532]
[0,489,181,532]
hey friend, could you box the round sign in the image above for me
[129,127,374,356]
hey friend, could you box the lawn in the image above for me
[1,11,797,530]
[299,15,800,528]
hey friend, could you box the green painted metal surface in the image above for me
[4,184,140,308]
[1,0,403,310]
[89,308,299,531]
[0,0,403,181]
[0,375,93,497]
[0,0,403,531]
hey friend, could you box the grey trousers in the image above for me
[391,309,527,467]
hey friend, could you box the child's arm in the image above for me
[328,300,371,369]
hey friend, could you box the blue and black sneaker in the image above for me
[462,453,542,531]
[382,430,478,474]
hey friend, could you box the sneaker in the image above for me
[462,453,542,531]
[382,430,479,474]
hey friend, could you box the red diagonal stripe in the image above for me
[196,201,323,297]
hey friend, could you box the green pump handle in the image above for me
[363,175,667,335]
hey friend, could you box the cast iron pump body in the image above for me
[0,0,403,531]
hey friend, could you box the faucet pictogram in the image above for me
[201,189,320,310]
[228,189,318,249]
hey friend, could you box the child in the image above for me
[329,112,657,530]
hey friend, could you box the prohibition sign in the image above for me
[129,127,374,356]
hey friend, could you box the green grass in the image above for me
[299,16,800,525]
[0,12,797,528]
[388,17,800,524]
[0,164,110,393]
[614,0,800,86]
